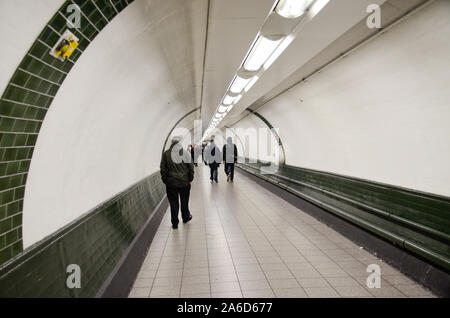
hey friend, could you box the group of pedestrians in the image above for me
[159,135,238,229]
[203,137,238,183]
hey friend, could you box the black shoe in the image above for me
[172,224,178,229]
[183,215,192,224]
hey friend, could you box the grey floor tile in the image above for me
[150,285,181,297]
[155,268,183,278]
[182,293,211,298]
[133,278,153,288]
[182,275,210,285]
[304,287,341,298]
[153,276,182,287]
[297,277,331,288]
[212,291,243,298]
[211,281,241,293]
[137,270,157,279]
[326,276,360,287]
[263,270,294,280]
[210,272,238,283]
[239,280,271,291]
[273,288,308,298]
[180,283,211,295]
[268,278,301,289]
[335,285,373,297]
[130,167,433,299]
[183,267,209,276]
[242,289,275,298]
[128,287,151,298]
[237,270,267,281]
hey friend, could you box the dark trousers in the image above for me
[209,164,218,182]
[166,185,191,226]
[225,163,235,180]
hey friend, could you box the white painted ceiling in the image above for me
[199,0,393,130]
[242,0,427,116]
[200,0,276,132]
[168,0,417,136]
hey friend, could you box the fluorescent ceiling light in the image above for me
[275,0,314,19]
[230,76,252,94]
[309,0,329,17]
[244,35,283,71]
[218,105,230,113]
[226,104,234,112]
[233,95,242,104]
[223,95,235,105]
[263,34,294,70]
[244,76,260,92]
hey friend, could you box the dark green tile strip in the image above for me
[0,171,165,297]
[0,0,135,265]
[239,160,450,272]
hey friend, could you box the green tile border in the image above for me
[0,0,135,265]
[0,171,165,297]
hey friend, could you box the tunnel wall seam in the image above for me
[0,0,135,265]
[244,109,286,165]
[0,170,165,298]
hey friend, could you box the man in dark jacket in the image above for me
[205,138,221,183]
[160,136,194,229]
[223,137,238,182]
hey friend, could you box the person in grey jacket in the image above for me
[223,137,238,182]
[204,138,221,183]
[160,136,194,229]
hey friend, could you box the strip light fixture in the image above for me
[223,95,235,105]
[230,76,253,94]
[233,95,242,104]
[275,0,315,19]
[263,34,295,70]
[244,76,260,93]
[203,0,329,141]
[218,105,229,113]
[243,35,284,72]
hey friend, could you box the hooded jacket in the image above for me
[160,142,194,188]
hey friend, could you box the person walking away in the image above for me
[223,137,238,182]
[202,142,208,166]
[190,144,197,166]
[160,136,194,229]
[205,139,221,183]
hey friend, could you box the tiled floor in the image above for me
[128,165,435,298]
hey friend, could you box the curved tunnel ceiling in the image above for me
[1,0,448,266]
[0,0,209,251]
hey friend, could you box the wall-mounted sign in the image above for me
[50,30,79,62]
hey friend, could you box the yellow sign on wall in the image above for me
[50,30,79,62]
